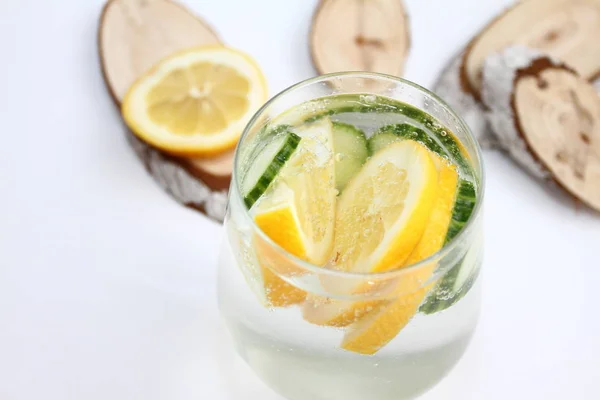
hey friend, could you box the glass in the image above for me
[218,72,485,400]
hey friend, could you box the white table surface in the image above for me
[3,0,600,399]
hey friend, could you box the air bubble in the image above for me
[361,94,377,103]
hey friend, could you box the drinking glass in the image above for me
[218,72,484,400]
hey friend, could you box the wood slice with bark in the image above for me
[461,0,600,101]
[483,46,600,212]
[310,0,410,76]
[434,0,600,150]
[99,0,233,222]
[432,50,497,149]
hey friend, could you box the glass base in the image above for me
[227,319,474,400]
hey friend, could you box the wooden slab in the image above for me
[98,0,232,222]
[432,49,498,149]
[310,0,410,76]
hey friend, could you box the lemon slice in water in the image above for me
[252,118,337,307]
[303,140,439,325]
[341,155,460,355]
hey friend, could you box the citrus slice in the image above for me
[341,156,459,355]
[253,186,311,307]
[122,45,267,156]
[332,140,439,274]
[252,118,337,307]
[302,288,388,328]
[303,140,439,326]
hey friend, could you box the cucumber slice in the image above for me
[239,124,293,174]
[419,236,481,315]
[444,180,477,244]
[242,131,301,208]
[271,95,473,178]
[368,131,402,154]
[419,179,478,314]
[332,122,369,191]
[369,124,448,156]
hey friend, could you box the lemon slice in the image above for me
[122,45,267,156]
[341,156,459,355]
[252,186,314,307]
[332,140,439,274]
[252,118,337,307]
[302,290,386,328]
[302,140,438,326]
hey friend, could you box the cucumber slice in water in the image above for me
[419,235,481,315]
[444,180,477,243]
[242,131,301,208]
[420,180,478,314]
[367,131,400,154]
[332,122,369,191]
[369,124,448,156]
[271,95,473,177]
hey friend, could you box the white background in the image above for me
[2,0,600,399]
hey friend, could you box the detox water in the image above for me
[219,90,484,400]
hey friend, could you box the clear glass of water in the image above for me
[218,72,485,400]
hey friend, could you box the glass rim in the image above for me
[232,71,486,279]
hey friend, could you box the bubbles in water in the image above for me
[436,288,452,301]
[335,152,344,162]
[360,94,377,104]
[440,130,448,137]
